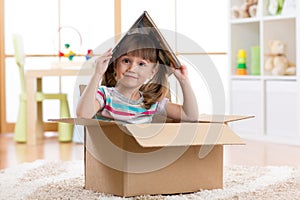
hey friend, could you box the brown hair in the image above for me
[101,33,169,109]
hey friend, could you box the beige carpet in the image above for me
[0,160,300,200]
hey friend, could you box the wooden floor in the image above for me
[1,132,300,169]
[0,132,84,170]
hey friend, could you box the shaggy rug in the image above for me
[0,160,300,200]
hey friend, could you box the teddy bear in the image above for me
[231,0,258,19]
[264,40,296,76]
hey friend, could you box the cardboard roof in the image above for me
[50,115,246,147]
[112,11,181,69]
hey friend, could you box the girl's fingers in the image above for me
[103,56,112,63]
[95,48,113,64]
[172,65,189,81]
[172,65,185,73]
[104,48,113,56]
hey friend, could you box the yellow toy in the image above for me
[59,43,76,61]
[236,49,247,75]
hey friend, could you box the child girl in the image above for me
[76,33,198,123]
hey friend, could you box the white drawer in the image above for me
[266,81,298,137]
[230,80,263,135]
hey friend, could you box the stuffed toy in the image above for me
[231,0,258,19]
[268,0,285,15]
[264,40,296,75]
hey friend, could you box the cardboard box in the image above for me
[51,114,252,197]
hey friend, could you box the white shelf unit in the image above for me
[228,0,300,144]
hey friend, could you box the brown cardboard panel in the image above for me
[123,146,223,196]
[198,114,255,123]
[85,150,125,196]
[50,117,244,147]
[85,124,224,197]
[85,127,125,196]
[124,123,244,147]
[75,113,249,197]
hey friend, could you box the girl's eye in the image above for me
[138,62,146,67]
[122,58,130,64]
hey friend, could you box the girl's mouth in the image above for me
[124,73,138,79]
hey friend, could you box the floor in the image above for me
[1,132,300,170]
[0,132,83,170]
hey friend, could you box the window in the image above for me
[4,0,114,124]
[1,0,228,132]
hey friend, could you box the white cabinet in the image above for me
[266,81,298,137]
[231,80,263,136]
[229,0,300,144]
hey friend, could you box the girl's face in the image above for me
[114,54,157,89]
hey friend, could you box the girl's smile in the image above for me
[123,72,138,79]
[115,55,156,87]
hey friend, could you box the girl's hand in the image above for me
[171,64,190,83]
[94,48,113,76]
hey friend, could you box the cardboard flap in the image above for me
[198,114,254,123]
[49,118,116,126]
[124,123,244,147]
[50,118,246,147]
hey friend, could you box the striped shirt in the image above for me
[95,86,168,124]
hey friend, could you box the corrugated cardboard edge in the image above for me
[49,115,247,147]
[49,114,254,125]
[124,123,244,147]
[49,118,114,126]
[198,114,254,123]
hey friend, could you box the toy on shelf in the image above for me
[59,43,76,61]
[56,26,82,61]
[268,0,285,15]
[231,0,258,19]
[251,46,260,75]
[85,49,93,60]
[236,49,247,75]
[264,40,296,76]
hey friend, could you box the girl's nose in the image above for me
[127,62,138,72]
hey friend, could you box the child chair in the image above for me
[72,84,87,143]
[13,34,73,143]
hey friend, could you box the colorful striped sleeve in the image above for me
[95,86,106,110]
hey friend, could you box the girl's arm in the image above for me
[76,49,112,118]
[165,65,199,122]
